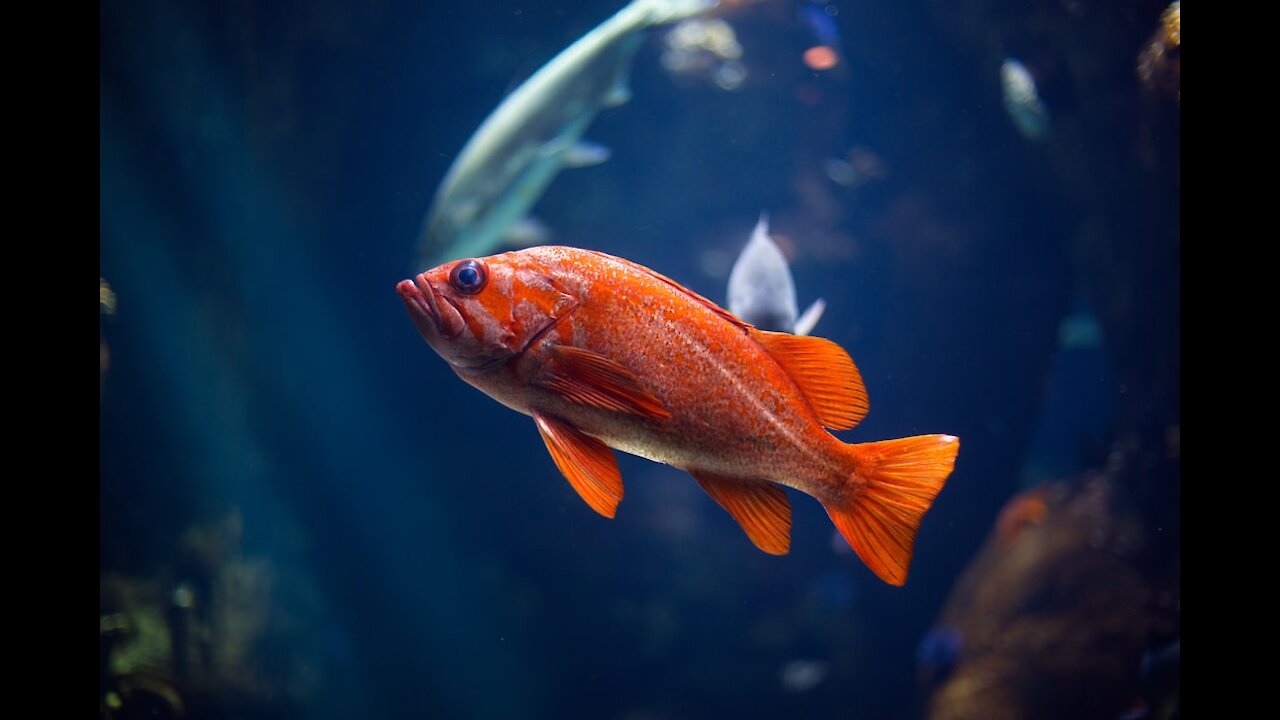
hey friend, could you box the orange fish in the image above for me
[397,247,959,585]
[993,484,1052,550]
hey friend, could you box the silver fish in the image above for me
[416,0,718,269]
[727,215,826,335]
[1000,58,1050,141]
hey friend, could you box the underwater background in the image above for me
[100,1,1179,719]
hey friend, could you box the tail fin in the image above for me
[824,435,959,586]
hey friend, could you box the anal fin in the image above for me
[691,470,792,555]
[534,413,624,518]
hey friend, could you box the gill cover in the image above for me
[416,255,579,372]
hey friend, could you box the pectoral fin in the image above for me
[604,84,631,107]
[537,345,671,420]
[562,140,612,168]
[538,137,611,168]
[534,412,624,518]
[691,470,792,555]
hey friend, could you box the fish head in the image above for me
[397,251,578,372]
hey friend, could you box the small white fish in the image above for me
[779,659,830,692]
[1057,308,1102,350]
[1000,58,1050,141]
[727,215,826,335]
[416,0,718,269]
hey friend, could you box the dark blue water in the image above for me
[100,2,1179,718]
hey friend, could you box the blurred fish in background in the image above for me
[1137,2,1180,102]
[920,477,1177,720]
[416,0,719,269]
[101,277,116,395]
[661,16,748,91]
[100,512,340,720]
[1020,295,1115,486]
[1131,639,1180,720]
[1000,58,1050,141]
[991,483,1051,550]
[916,625,964,689]
[727,214,826,334]
[779,658,830,692]
[822,146,888,190]
[100,278,118,317]
[798,0,843,72]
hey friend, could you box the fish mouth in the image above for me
[397,274,466,340]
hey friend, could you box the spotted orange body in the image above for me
[397,246,958,585]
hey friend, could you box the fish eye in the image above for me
[449,259,488,295]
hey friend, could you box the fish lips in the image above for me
[396,274,467,341]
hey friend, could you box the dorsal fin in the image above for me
[583,249,753,333]
[750,329,869,430]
